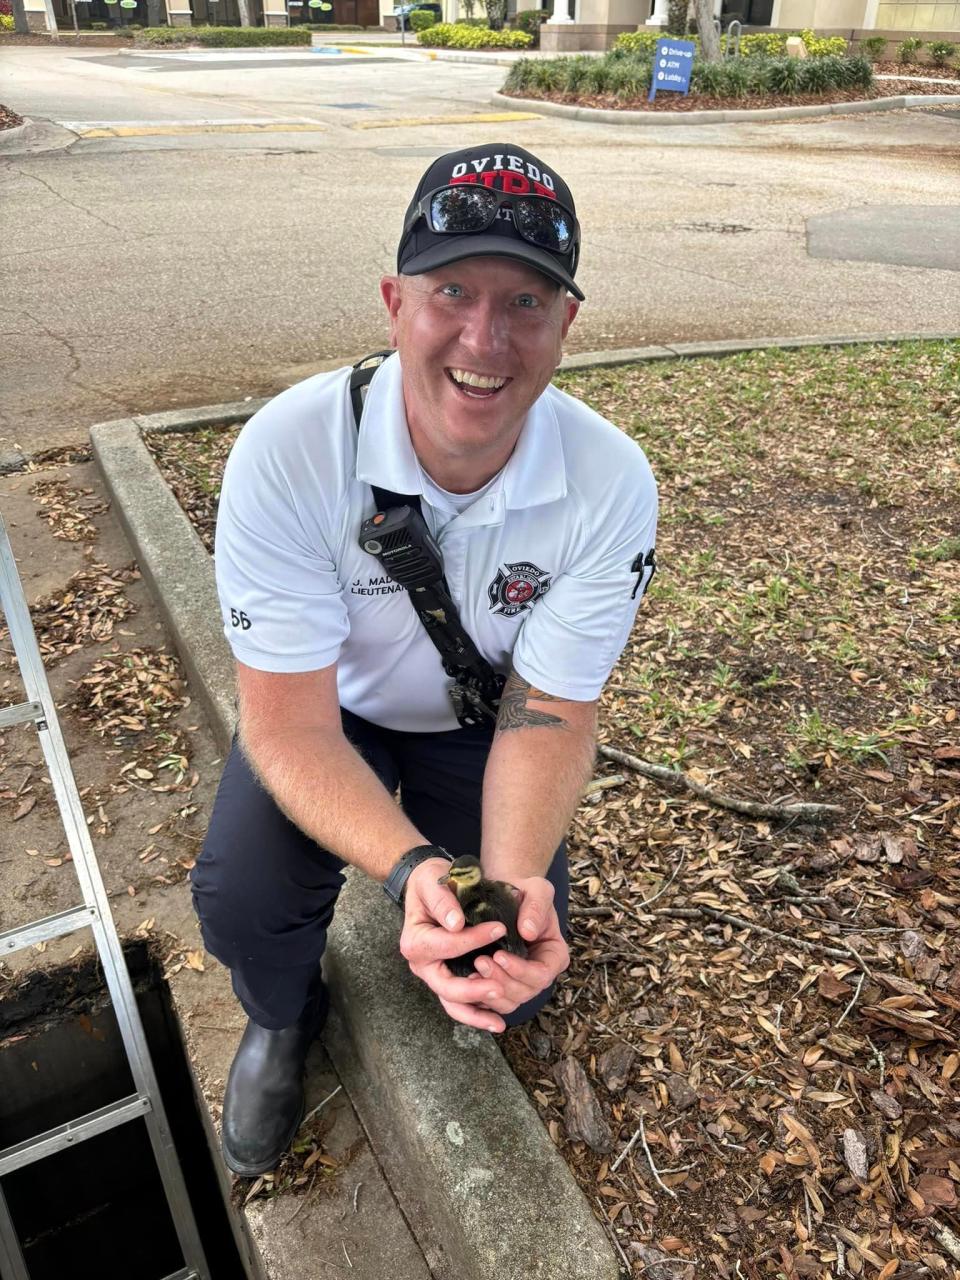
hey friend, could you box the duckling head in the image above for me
[438,854,483,896]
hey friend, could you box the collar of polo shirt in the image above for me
[354,354,567,526]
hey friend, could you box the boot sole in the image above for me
[221,1094,306,1178]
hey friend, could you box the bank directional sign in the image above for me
[648,38,695,102]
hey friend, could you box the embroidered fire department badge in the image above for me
[488,562,552,617]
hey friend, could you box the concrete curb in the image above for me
[89,419,239,745]
[89,418,619,1280]
[559,331,960,369]
[0,116,76,155]
[492,87,960,125]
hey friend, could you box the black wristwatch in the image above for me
[383,844,454,908]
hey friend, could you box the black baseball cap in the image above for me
[397,143,584,301]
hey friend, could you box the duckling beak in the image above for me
[437,870,452,886]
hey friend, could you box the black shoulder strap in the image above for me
[348,351,505,727]
[349,350,421,515]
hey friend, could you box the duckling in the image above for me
[439,855,528,978]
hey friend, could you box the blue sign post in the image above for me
[648,37,696,102]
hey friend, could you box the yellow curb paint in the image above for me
[336,45,373,54]
[77,122,328,138]
[353,110,540,130]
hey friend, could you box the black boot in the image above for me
[221,981,329,1177]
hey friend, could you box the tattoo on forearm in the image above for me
[495,670,569,734]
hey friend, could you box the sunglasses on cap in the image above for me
[401,183,580,259]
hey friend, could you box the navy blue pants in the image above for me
[191,709,568,1031]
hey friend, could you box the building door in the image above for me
[722,0,773,21]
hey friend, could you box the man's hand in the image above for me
[470,874,569,1018]
[399,862,568,1033]
[399,858,515,1033]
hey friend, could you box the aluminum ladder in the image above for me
[0,512,211,1280]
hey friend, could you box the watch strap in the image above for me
[383,844,454,908]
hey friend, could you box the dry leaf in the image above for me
[184,950,205,972]
[13,795,36,821]
[818,970,853,1003]
[915,1174,957,1208]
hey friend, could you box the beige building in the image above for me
[23,0,960,42]
[541,0,960,51]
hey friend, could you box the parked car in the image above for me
[392,1,441,28]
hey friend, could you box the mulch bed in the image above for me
[0,103,24,131]
[149,341,960,1277]
[503,81,958,112]
[0,31,134,46]
[874,62,960,82]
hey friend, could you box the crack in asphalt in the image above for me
[8,164,126,234]
[18,308,128,412]
[20,309,82,378]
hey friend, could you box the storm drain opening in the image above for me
[0,942,252,1279]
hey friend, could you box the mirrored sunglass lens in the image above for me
[514,200,573,252]
[429,187,496,233]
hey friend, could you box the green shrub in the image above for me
[506,47,872,102]
[666,0,686,36]
[738,31,785,57]
[928,39,956,67]
[138,24,312,45]
[513,8,547,39]
[409,8,436,30]
[613,27,845,60]
[859,35,887,61]
[613,29,660,56]
[838,53,872,90]
[417,21,531,46]
[761,55,801,94]
[800,28,847,57]
[0,12,13,26]
[797,54,833,93]
[897,36,923,63]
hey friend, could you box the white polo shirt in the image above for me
[215,354,658,732]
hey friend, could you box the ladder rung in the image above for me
[0,1093,152,1176]
[0,700,44,730]
[161,1271,201,1280]
[0,904,98,956]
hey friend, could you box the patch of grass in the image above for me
[916,535,960,562]
[787,708,897,763]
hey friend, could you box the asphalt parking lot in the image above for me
[1,43,958,454]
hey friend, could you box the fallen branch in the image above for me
[931,1218,960,1263]
[584,772,626,796]
[637,849,686,908]
[654,906,872,977]
[598,744,843,822]
[301,1084,341,1127]
[639,1112,677,1199]
[836,973,867,1028]
[610,1125,642,1173]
